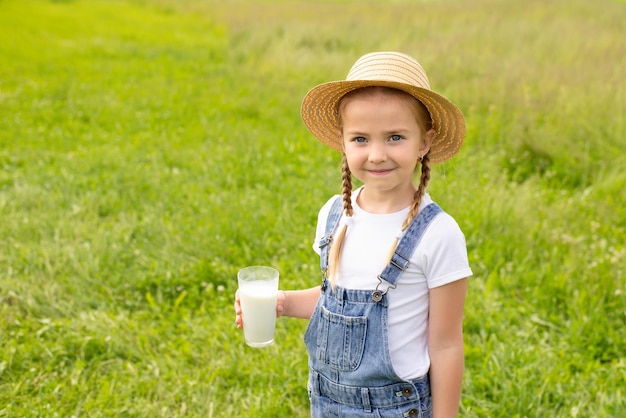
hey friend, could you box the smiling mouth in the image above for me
[368,169,393,175]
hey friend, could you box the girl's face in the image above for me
[340,88,433,198]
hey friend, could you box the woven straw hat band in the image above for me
[300,52,465,164]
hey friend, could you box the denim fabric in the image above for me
[318,196,343,275]
[309,372,432,417]
[305,201,442,417]
[378,203,443,284]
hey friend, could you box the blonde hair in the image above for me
[327,87,433,289]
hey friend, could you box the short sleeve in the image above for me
[418,212,472,288]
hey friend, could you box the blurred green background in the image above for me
[0,0,624,416]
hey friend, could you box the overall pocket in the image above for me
[315,305,367,371]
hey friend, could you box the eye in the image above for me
[389,134,403,142]
[352,136,367,143]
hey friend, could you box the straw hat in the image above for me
[301,51,466,163]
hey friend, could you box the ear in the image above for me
[419,129,436,156]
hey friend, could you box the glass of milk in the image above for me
[237,266,279,348]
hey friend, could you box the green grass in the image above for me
[1,0,625,416]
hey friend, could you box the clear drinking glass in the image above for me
[237,266,279,348]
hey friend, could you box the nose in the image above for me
[368,142,387,163]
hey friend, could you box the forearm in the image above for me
[282,286,320,319]
[429,343,464,418]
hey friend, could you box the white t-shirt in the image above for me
[313,188,472,379]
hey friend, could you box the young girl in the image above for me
[235,51,472,418]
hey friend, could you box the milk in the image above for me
[237,266,279,348]
[239,286,277,347]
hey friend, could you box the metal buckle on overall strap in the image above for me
[372,276,397,303]
[320,269,328,291]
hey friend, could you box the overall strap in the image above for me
[378,203,443,287]
[318,195,344,274]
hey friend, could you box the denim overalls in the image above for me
[304,197,442,418]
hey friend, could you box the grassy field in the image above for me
[0,0,624,416]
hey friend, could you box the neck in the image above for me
[357,185,417,214]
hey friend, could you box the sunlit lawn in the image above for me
[0,0,624,416]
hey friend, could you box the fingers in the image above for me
[234,290,243,329]
[234,306,243,329]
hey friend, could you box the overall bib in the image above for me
[304,197,442,418]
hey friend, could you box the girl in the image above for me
[235,51,472,418]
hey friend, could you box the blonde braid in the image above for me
[386,153,432,262]
[328,153,353,289]
[404,153,431,230]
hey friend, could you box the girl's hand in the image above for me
[276,290,286,317]
[234,290,286,329]
[234,289,244,329]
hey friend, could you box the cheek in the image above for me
[343,150,363,171]
[344,153,357,169]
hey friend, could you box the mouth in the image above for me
[367,169,393,176]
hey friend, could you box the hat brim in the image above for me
[301,79,465,164]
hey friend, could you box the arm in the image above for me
[281,286,321,319]
[235,286,321,328]
[428,278,468,418]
